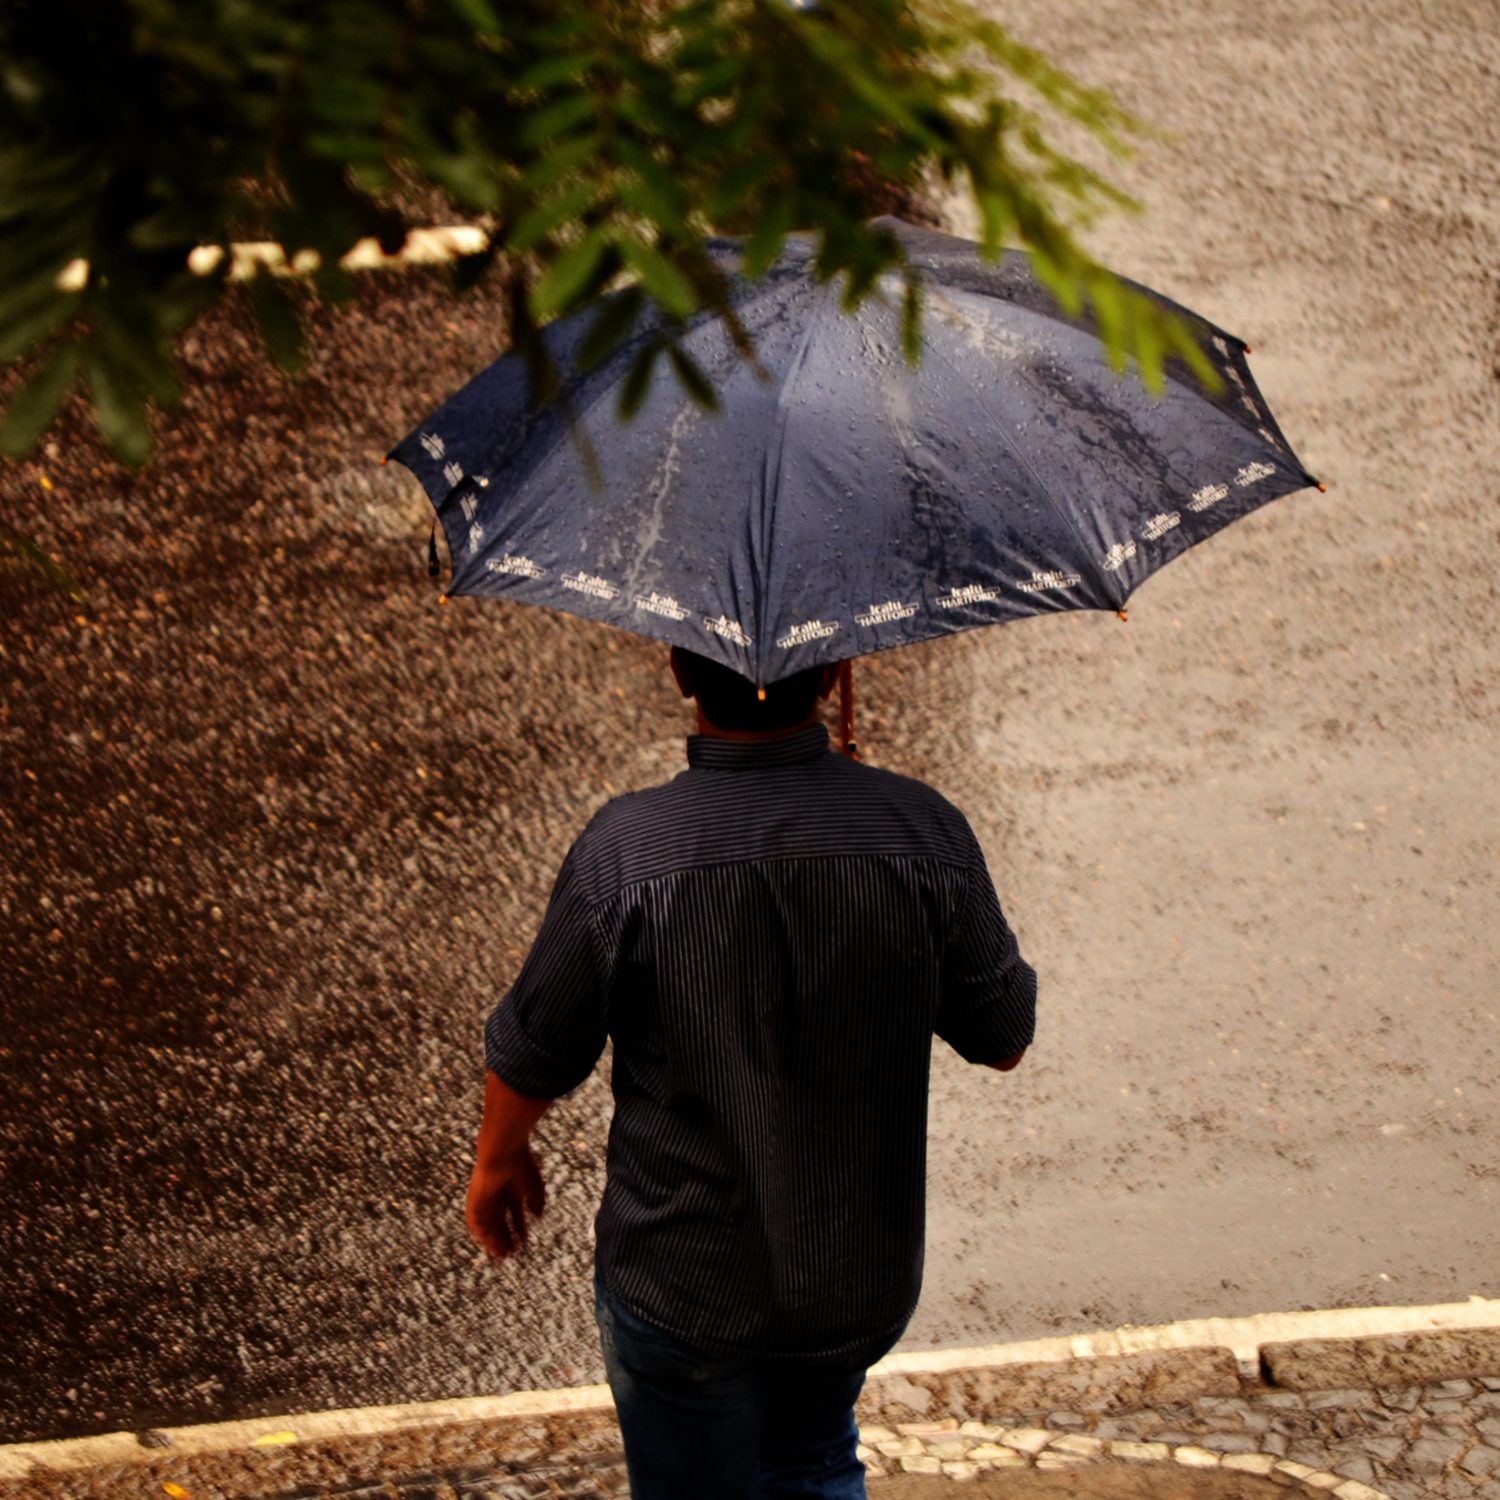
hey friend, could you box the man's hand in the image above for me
[466,1068,554,1262]
[466,1146,546,1261]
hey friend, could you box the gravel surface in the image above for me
[3,0,1497,1451]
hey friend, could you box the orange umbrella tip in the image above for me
[1317,481,1327,493]
[1117,608,1129,622]
[379,456,388,466]
[1244,344,1254,354]
[757,686,766,701]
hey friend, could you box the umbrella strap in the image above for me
[838,660,858,760]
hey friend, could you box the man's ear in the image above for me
[668,646,695,700]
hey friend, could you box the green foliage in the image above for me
[0,0,1215,584]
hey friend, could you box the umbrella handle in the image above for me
[838,660,858,760]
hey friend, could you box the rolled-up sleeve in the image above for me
[935,829,1037,1065]
[484,846,611,1100]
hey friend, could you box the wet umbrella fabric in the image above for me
[386,217,1319,687]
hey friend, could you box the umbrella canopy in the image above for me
[386,217,1320,687]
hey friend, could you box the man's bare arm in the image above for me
[466,1069,553,1261]
[985,1049,1027,1071]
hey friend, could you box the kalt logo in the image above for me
[443,460,464,487]
[460,492,478,521]
[419,431,445,459]
[1188,483,1229,512]
[1234,461,1276,487]
[855,600,917,627]
[1016,570,1082,593]
[467,523,484,556]
[1102,540,1137,573]
[634,591,688,621]
[485,554,544,579]
[561,571,620,601]
[1141,512,1181,542]
[704,615,750,647]
[937,583,1003,609]
[776,619,838,649]
[1239,394,1262,420]
[1257,427,1283,450]
[1212,336,1230,357]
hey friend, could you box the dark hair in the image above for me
[676,648,830,732]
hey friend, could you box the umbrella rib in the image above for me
[911,325,1122,612]
[753,277,837,682]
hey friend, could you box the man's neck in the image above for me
[694,708,821,742]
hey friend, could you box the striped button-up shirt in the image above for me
[485,723,1036,1364]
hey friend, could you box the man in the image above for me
[466,646,1035,1499]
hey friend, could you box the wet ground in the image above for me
[3,0,1498,1452]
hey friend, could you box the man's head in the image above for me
[669,646,839,736]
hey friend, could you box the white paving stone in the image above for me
[1276,1459,1319,1480]
[858,1424,896,1444]
[958,1421,1007,1440]
[876,1437,925,1458]
[1049,1433,1106,1456]
[999,1427,1054,1454]
[1332,1483,1389,1500]
[1222,1452,1278,1474]
[1110,1440,1171,1462]
[965,1445,1027,1469]
[1036,1451,1091,1469]
[942,1461,981,1480]
[1174,1445,1222,1467]
[899,1453,942,1474]
[896,1420,958,1436]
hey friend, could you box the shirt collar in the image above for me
[686,723,831,771]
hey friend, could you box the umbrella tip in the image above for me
[439,593,450,606]
[757,686,766,701]
[380,456,388,466]
[1317,481,1327,493]
[1117,609,1129,622]
[1244,344,1253,354]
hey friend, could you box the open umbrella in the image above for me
[386,217,1321,710]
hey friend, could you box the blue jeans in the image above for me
[593,1259,906,1499]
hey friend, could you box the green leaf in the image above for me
[1089,271,1128,374]
[667,343,718,412]
[618,236,697,320]
[83,348,152,467]
[247,273,307,375]
[576,285,646,371]
[743,194,795,280]
[507,178,599,254]
[616,162,687,236]
[0,524,85,600]
[900,270,924,365]
[512,51,599,92]
[448,0,503,36]
[0,288,78,363]
[529,226,611,320]
[976,187,1014,259]
[517,93,596,150]
[157,267,225,333]
[617,337,663,420]
[0,340,79,456]
[1130,293,1166,397]
[519,133,601,194]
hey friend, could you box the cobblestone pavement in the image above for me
[263,1374,1500,1500]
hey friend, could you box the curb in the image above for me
[4,1296,1498,1498]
